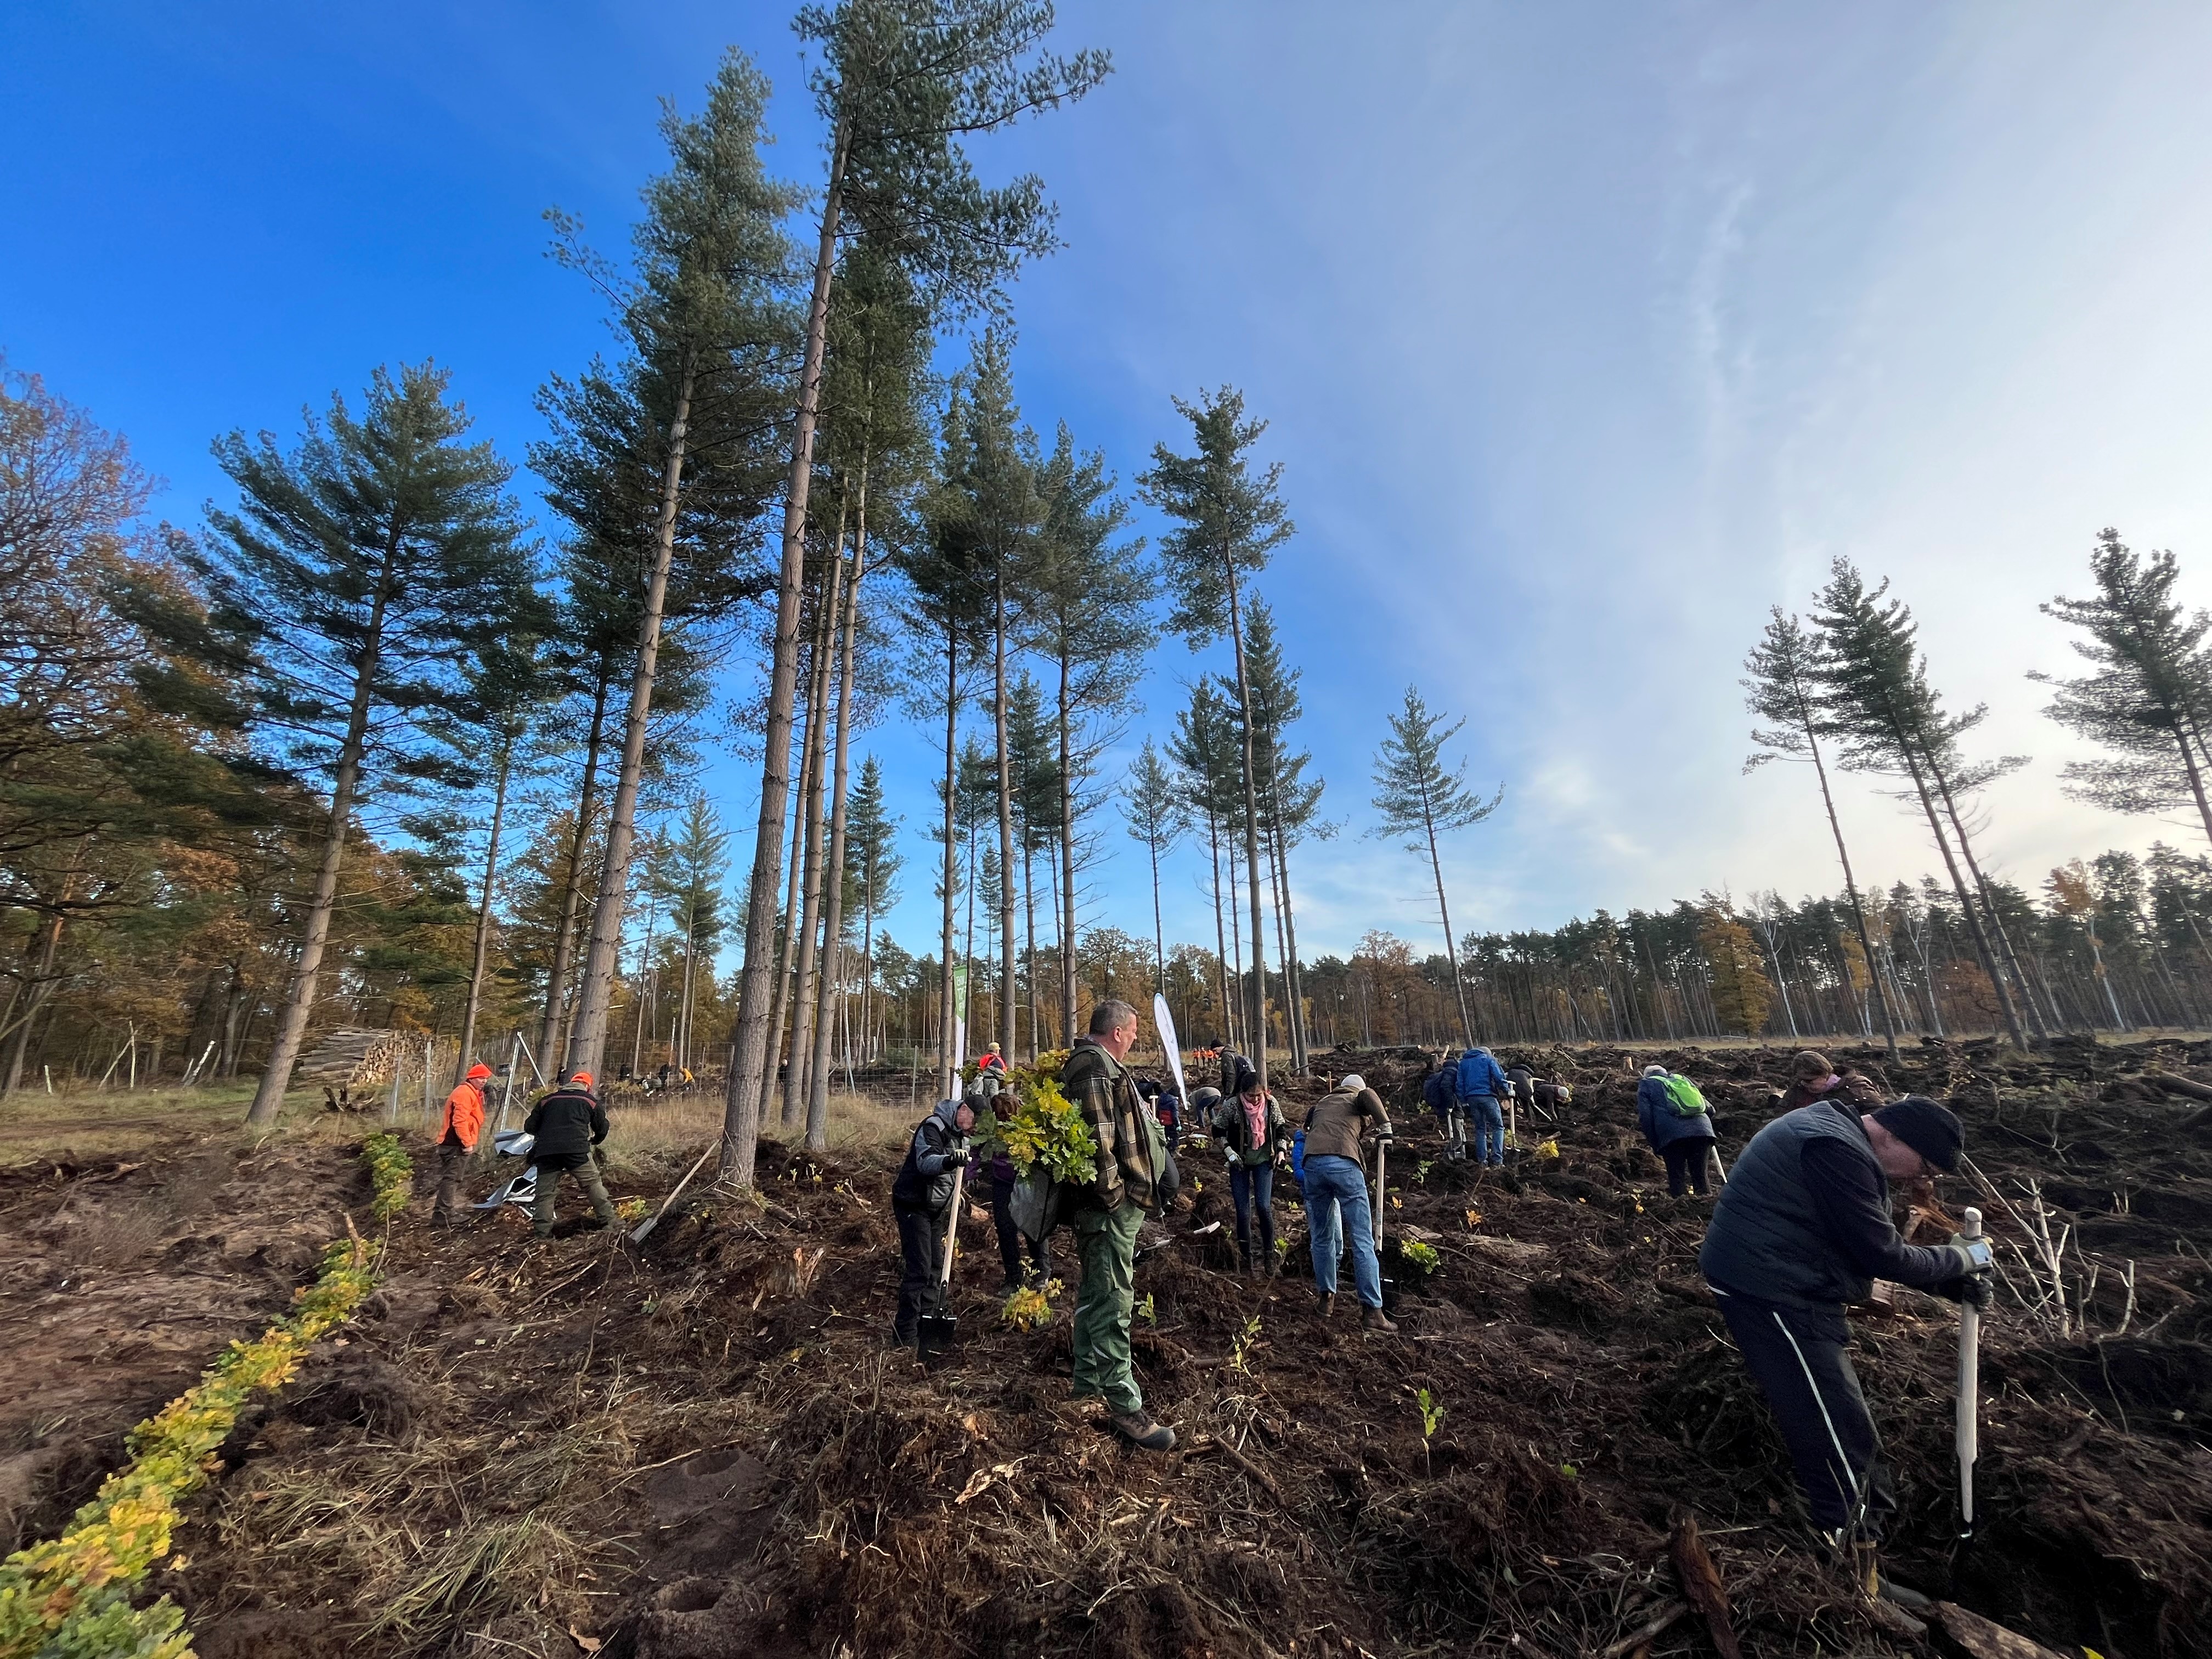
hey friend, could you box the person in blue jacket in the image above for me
[1454,1045,1511,1166]
[1422,1052,1465,1159]
[890,1098,977,1345]
[1699,1093,1992,1592]
[1636,1063,1718,1196]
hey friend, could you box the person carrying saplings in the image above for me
[1423,1051,1465,1160]
[432,1062,493,1225]
[890,1097,977,1344]
[1454,1044,1511,1166]
[1300,1073,1397,1332]
[1060,999,1174,1452]
[522,1070,616,1238]
[982,1111,1048,1296]
[1699,1094,1993,1595]
[1211,1056,1291,1276]
[1637,1063,1718,1197]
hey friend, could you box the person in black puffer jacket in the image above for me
[522,1070,616,1238]
[891,1098,975,1344]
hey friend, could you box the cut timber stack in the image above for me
[297,1028,411,1087]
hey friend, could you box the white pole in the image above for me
[1957,1205,1983,1533]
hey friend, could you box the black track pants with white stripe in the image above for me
[1714,1289,1897,1540]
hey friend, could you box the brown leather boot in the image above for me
[1361,1306,1398,1333]
[1317,1291,1335,1318]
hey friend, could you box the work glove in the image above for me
[1934,1273,1994,1311]
[1943,1234,1995,1276]
[1375,1125,1396,1143]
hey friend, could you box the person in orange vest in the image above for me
[433,1062,494,1224]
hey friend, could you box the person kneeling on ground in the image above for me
[433,1062,493,1225]
[523,1070,617,1238]
[1699,1093,1992,1594]
[1637,1063,1718,1197]
[1211,1057,1290,1276]
[1062,1000,1175,1452]
[1300,1073,1397,1332]
[891,1097,976,1344]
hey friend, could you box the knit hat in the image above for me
[1641,1063,1669,1079]
[1872,1096,1964,1174]
[1337,1073,1367,1093]
[1791,1050,1833,1081]
[1232,1057,1261,1096]
[466,1063,493,1082]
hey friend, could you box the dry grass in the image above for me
[0,1077,403,1165]
[597,1090,908,1177]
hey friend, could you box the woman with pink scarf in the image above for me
[1210,1056,1291,1276]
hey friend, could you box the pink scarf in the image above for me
[1243,1092,1267,1148]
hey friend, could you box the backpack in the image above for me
[1661,1074,1709,1118]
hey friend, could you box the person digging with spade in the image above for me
[890,1097,977,1347]
[1698,1093,1993,1598]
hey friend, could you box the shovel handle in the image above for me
[940,1158,968,1288]
[1957,1205,1983,1530]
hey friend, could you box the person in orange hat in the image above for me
[523,1069,615,1237]
[433,1061,495,1225]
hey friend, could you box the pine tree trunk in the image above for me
[1925,755,2051,1043]
[759,663,820,1109]
[723,119,850,1184]
[807,468,871,1150]
[783,524,849,1126]
[1147,825,1165,994]
[455,736,514,1082]
[1056,651,1080,1049]
[1897,742,2027,1046]
[1421,789,1474,1045]
[562,357,696,1085]
[247,571,393,1126]
[1205,810,1231,1049]
[1221,569,1269,1084]
[1802,731,1900,1059]
[1274,815,1310,1072]
[1022,840,1038,1061]
[939,618,961,1101]
[994,571,1018,1065]
[538,668,612,1078]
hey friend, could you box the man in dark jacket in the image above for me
[522,1070,616,1238]
[1636,1064,1718,1196]
[1699,1093,1993,1585]
[1061,1000,1172,1452]
[892,1097,975,1344]
[1424,1053,1465,1160]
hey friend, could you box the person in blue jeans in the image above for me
[1455,1046,1511,1165]
[1211,1057,1290,1276]
[1297,1073,1397,1332]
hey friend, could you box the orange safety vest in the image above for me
[439,1080,486,1150]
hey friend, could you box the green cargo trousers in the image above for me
[532,1154,616,1236]
[1070,1200,1145,1415]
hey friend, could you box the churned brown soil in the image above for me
[7,1037,2210,1658]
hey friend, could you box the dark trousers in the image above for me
[1229,1161,1276,1266]
[1716,1288,1895,1539]
[894,1203,945,1341]
[990,1177,1049,1287]
[433,1137,472,1222]
[1662,1140,1713,1197]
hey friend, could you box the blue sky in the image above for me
[9,3,2212,968]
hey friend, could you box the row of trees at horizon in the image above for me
[15,8,2212,1173]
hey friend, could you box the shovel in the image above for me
[630,1142,718,1243]
[918,1156,969,1357]
[1372,1136,1398,1312]
[1956,1205,1983,1538]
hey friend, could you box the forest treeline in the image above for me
[11,4,2212,1183]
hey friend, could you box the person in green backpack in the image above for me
[1637,1062,1718,1195]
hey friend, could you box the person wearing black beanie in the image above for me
[1698,1090,1991,1592]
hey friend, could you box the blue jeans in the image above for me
[1302,1154,1382,1309]
[1470,1096,1505,1164]
[1229,1160,1276,1265]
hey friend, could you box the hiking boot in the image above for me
[1317,1291,1336,1318]
[1361,1306,1398,1333]
[581,1215,611,1232]
[996,1280,1024,1298]
[1107,1410,1176,1452]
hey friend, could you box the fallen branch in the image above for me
[1595,1600,1689,1658]
[1185,1432,1283,1500]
